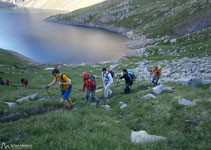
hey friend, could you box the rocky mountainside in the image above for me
[49,0,211,38]
[1,0,105,11]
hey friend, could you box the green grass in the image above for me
[0,48,211,149]
[54,0,211,38]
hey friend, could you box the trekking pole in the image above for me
[116,73,122,87]
[45,88,54,100]
[43,85,53,100]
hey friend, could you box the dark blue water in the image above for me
[0,8,130,64]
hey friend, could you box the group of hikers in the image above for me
[0,77,10,86]
[20,78,29,88]
[44,65,161,110]
[0,77,29,87]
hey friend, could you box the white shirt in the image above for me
[102,71,113,85]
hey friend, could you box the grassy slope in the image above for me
[0,0,211,149]
[0,46,211,149]
[58,0,210,38]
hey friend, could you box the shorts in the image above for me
[61,88,72,100]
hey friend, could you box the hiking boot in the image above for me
[102,97,108,103]
[109,93,113,98]
[96,100,100,105]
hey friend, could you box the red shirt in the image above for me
[82,78,96,91]
[23,80,29,85]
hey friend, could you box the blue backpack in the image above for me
[128,72,136,82]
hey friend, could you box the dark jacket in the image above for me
[119,73,133,85]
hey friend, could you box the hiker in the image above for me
[0,77,4,85]
[82,72,100,105]
[21,78,28,87]
[44,68,74,110]
[21,78,25,86]
[23,79,29,88]
[150,65,161,86]
[5,79,10,86]
[102,68,113,101]
[119,69,133,94]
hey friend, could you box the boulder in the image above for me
[96,89,103,93]
[101,105,111,110]
[16,94,38,104]
[177,78,202,88]
[201,80,211,85]
[125,38,148,49]
[179,98,196,106]
[120,104,128,109]
[37,98,46,102]
[131,130,166,143]
[44,67,54,71]
[4,102,17,109]
[202,73,211,80]
[166,87,173,91]
[90,103,96,106]
[170,39,177,43]
[143,94,157,99]
[110,64,119,70]
[153,84,167,95]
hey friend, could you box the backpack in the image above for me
[0,79,4,85]
[90,75,96,83]
[21,78,25,84]
[107,69,114,78]
[61,74,72,88]
[89,75,96,91]
[128,72,136,81]
[158,65,162,71]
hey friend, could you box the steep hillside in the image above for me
[50,0,211,38]
[1,46,211,149]
[1,0,106,11]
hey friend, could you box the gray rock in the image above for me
[4,102,17,109]
[143,94,157,99]
[153,84,167,95]
[201,80,211,85]
[177,78,202,88]
[119,101,124,104]
[16,94,38,104]
[90,103,96,106]
[120,104,128,109]
[37,98,46,102]
[125,38,148,49]
[202,73,211,80]
[96,89,103,93]
[166,87,173,91]
[179,98,196,106]
[131,130,166,143]
[101,105,111,110]
[110,64,119,70]
[170,39,177,43]
[44,67,55,71]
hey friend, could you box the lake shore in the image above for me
[46,16,151,59]
[1,48,124,67]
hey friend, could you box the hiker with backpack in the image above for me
[82,72,100,105]
[21,78,29,88]
[0,77,4,85]
[150,65,161,86]
[118,69,134,94]
[44,69,74,110]
[5,79,10,86]
[102,68,114,101]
